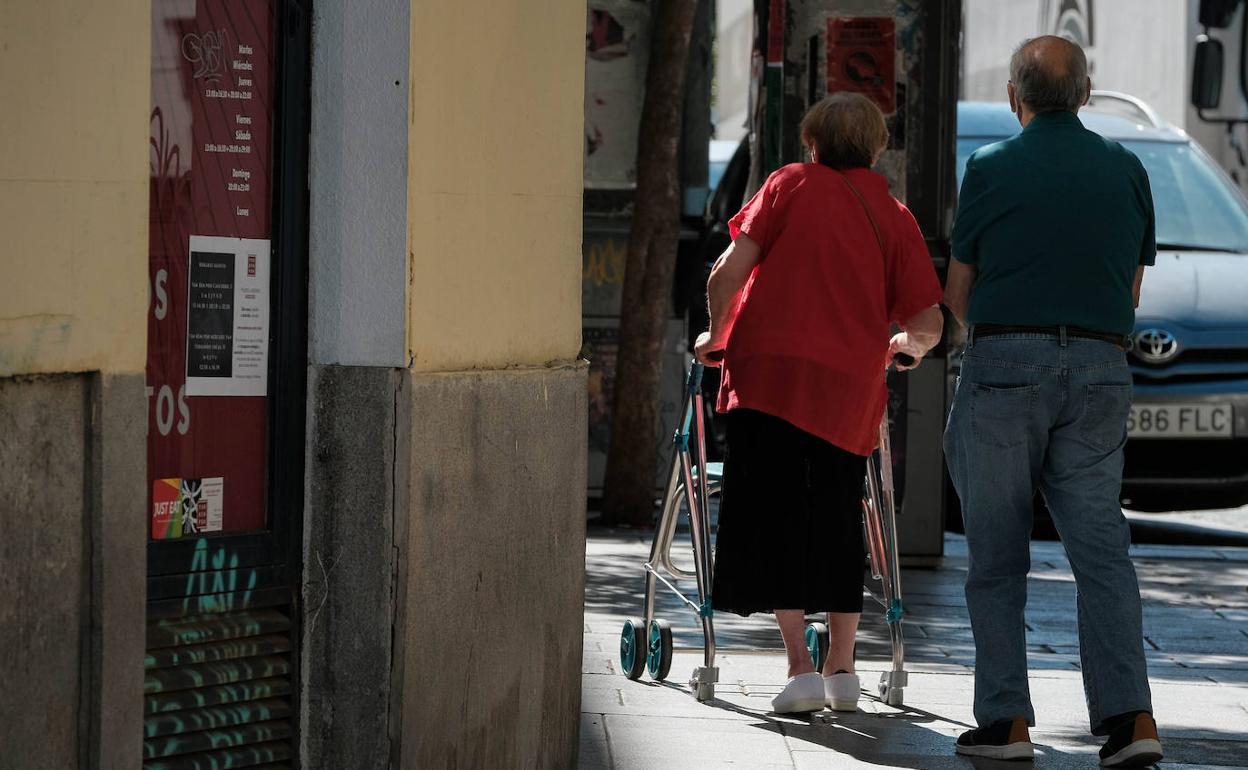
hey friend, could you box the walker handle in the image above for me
[687,359,705,394]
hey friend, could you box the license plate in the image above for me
[1127,403,1234,439]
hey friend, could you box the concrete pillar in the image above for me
[0,1,150,766]
[300,0,413,766]
[302,0,587,766]
[0,374,146,769]
[400,3,587,761]
[400,367,587,766]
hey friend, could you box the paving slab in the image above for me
[581,531,1248,768]
[1148,637,1248,654]
[580,713,612,770]
[604,713,794,768]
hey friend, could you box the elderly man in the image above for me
[944,37,1162,767]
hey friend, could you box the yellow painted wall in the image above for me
[0,0,149,377]
[407,0,585,373]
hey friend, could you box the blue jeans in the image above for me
[944,330,1153,735]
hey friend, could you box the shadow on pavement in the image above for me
[691,693,1093,769]
[1146,726,1248,766]
[1126,515,1248,546]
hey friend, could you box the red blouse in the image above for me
[718,163,942,456]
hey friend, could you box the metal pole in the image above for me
[690,388,716,667]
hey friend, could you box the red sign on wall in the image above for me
[827,16,896,115]
[148,0,276,539]
[767,0,786,66]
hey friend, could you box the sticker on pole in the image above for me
[827,17,896,115]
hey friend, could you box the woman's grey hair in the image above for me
[1009,36,1088,113]
[799,92,889,170]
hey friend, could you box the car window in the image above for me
[708,140,741,196]
[956,137,1248,253]
[1122,141,1248,252]
[955,138,989,189]
[708,160,729,194]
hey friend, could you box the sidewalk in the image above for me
[580,531,1248,769]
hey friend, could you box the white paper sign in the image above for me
[185,235,270,397]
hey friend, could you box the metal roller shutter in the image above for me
[143,576,297,770]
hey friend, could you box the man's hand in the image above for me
[694,332,725,367]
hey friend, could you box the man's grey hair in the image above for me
[1009,37,1088,113]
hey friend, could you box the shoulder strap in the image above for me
[836,170,885,258]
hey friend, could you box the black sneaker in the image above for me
[1100,712,1163,768]
[955,716,1035,760]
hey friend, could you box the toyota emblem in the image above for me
[1132,329,1180,364]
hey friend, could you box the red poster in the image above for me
[148,0,276,538]
[767,0,786,66]
[826,17,896,115]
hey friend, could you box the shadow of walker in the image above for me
[694,692,1093,769]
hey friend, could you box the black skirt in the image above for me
[711,408,868,616]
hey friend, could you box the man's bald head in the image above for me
[1009,36,1089,113]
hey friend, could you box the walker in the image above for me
[617,359,909,707]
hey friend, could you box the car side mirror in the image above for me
[1193,36,1225,110]
[1200,0,1242,28]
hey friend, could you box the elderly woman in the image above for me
[694,93,944,714]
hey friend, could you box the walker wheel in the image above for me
[619,618,647,680]
[646,619,674,681]
[805,622,829,672]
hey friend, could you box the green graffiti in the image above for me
[145,636,290,669]
[145,656,290,694]
[144,698,289,738]
[141,719,292,760]
[141,542,293,768]
[181,539,258,614]
[144,678,292,715]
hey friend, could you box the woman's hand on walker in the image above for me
[695,332,726,367]
[887,332,924,371]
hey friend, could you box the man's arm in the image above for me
[694,235,763,365]
[946,149,986,326]
[888,304,944,371]
[943,258,977,325]
[1132,151,1155,310]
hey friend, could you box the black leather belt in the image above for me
[971,323,1129,349]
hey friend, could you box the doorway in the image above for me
[144,1,309,765]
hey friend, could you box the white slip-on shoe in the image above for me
[824,672,861,712]
[770,672,827,714]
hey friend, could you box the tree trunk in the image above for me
[601,0,700,527]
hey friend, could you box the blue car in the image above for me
[958,93,1248,511]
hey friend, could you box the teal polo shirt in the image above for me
[952,110,1156,336]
